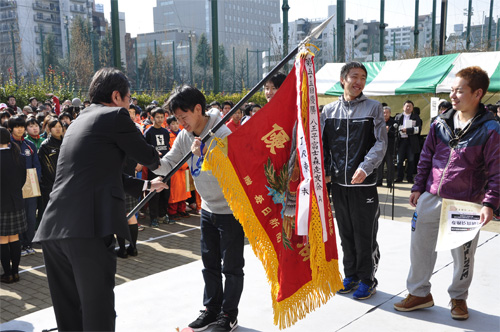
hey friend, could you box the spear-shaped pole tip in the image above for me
[300,15,335,48]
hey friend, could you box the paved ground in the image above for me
[1,182,498,324]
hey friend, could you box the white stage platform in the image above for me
[2,218,499,332]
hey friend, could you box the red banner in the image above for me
[203,52,342,329]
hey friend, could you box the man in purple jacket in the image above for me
[393,66,499,320]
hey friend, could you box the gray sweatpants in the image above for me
[406,191,480,300]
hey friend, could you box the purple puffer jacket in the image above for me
[412,107,500,210]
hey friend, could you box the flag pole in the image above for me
[127,16,334,220]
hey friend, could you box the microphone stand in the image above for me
[391,121,398,220]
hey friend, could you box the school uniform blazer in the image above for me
[34,104,160,242]
[0,149,27,213]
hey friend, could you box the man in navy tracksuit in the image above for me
[321,62,387,300]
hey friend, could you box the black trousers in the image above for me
[377,150,394,186]
[397,138,415,181]
[148,186,170,219]
[331,183,380,286]
[42,236,117,332]
[200,210,245,319]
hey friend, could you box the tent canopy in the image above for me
[316,51,500,97]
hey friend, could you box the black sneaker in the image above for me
[212,313,238,332]
[188,309,218,331]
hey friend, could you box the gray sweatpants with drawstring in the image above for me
[406,191,480,300]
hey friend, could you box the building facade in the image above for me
[152,0,280,50]
[0,0,95,78]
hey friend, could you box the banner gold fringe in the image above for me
[203,139,343,329]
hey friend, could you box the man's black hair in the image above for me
[340,61,367,89]
[47,117,62,131]
[243,104,253,116]
[88,67,130,104]
[222,101,234,108]
[438,101,452,110]
[151,107,165,118]
[8,116,26,130]
[29,97,37,103]
[129,104,139,114]
[0,126,11,144]
[269,72,286,89]
[7,95,15,101]
[66,106,79,118]
[209,101,221,108]
[485,104,496,113]
[36,113,46,125]
[404,100,414,106]
[167,85,206,116]
[59,111,73,121]
[381,102,388,107]
[140,111,149,119]
[166,115,177,125]
[1,126,21,164]
[26,117,40,128]
[1,111,11,120]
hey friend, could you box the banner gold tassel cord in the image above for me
[203,142,342,329]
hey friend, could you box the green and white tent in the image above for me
[317,51,500,97]
[316,51,500,133]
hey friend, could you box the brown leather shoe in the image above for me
[1,273,13,284]
[450,299,469,320]
[394,293,434,312]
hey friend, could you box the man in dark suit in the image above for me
[33,68,168,332]
[377,106,396,187]
[394,100,422,183]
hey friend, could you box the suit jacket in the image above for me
[34,104,160,242]
[395,112,422,154]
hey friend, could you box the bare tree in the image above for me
[68,16,93,90]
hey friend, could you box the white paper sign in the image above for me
[430,97,439,119]
[435,198,482,251]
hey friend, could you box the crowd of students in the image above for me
[0,86,276,282]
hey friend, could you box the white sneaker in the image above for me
[21,248,29,257]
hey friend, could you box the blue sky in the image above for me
[95,0,499,38]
